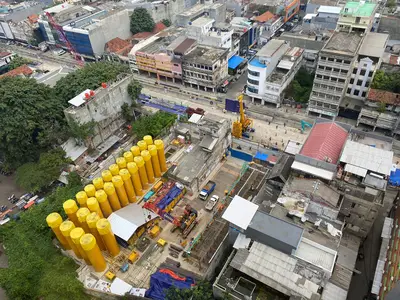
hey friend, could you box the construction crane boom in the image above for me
[232,93,253,138]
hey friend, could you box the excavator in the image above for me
[300,120,313,133]
[232,94,253,138]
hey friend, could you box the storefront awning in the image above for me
[228,55,245,69]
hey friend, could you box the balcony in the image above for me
[318,59,351,70]
[316,69,348,79]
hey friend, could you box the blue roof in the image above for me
[228,55,245,69]
[254,151,268,161]
[249,58,266,68]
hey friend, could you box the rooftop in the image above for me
[184,45,228,65]
[36,66,74,87]
[268,47,304,83]
[0,64,32,78]
[257,39,287,58]
[341,1,376,17]
[358,32,388,58]
[300,121,349,164]
[191,16,214,27]
[132,21,167,40]
[367,89,400,106]
[318,5,342,14]
[324,31,363,55]
[253,11,275,23]
[222,195,258,230]
[105,37,132,55]
[0,51,11,58]
[249,57,266,68]
[173,38,197,55]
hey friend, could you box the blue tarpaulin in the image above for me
[228,55,245,69]
[389,169,400,186]
[254,151,268,162]
[145,270,195,300]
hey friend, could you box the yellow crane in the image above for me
[232,93,253,138]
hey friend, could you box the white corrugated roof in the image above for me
[222,195,258,230]
[233,233,251,249]
[371,259,386,295]
[68,89,91,107]
[277,60,294,70]
[344,163,368,177]
[110,278,133,296]
[189,113,203,124]
[318,6,342,14]
[340,141,393,175]
[291,161,335,180]
[285,141,303,155]
[304,13,317,20]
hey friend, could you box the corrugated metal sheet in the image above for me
[344,163,368,177]
[229,148,253,161]
[222,195,258,230]
[291,160,335,180]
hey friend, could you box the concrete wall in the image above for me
[125,0,186,24]
[64,75,132,147]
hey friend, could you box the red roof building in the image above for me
[105,37,133,56]
[367,88,400,106]
[132,22,167,41]
[254,11,275,23]
[300,122,349,164]
[0,65,33,78]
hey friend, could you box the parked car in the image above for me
[205,195,219,211]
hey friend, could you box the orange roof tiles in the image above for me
[132,22,167,40]
[254,11,275,23]
[105,37,132,55]
[27,14,39,24]
[0,65,33,78]
[367,89,400,106]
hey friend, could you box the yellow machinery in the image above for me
[232,94,253,138]
[106,271,116,281]
[128,251,139,264]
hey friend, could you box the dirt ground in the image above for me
[0,174,24,212]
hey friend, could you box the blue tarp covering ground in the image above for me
[389,169,400,186]
[254,151,268,162]
[228,55,245,69]
[145,270,195,300]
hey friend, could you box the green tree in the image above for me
[378,101,386,113]
[165,281,213,300]
[131,111,176,139]
[387,0,396,11]
[284,68,314,103]
[0,173,87,299]
[0,77,67,168]
[127,79,143,101]
[121,103,134,122]
[53,62,129,105]
[130,7,155,35]
[162,19,171,27]
[7,54,32,70]
[67,119,96,145]
[16,148,71,192]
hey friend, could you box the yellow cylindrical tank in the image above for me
[119,169,136,203]
[102,170,113,182]
[95,189,113,217]
[76,191,88,208]
[86,212,106,250]
[86,197,104,218]
[137,140,147,151]
[103,182,121,211]
[116,157,127,170]
[109,164,119,176]
[154,140,167,172]
[123,151,134,163]
[76,207,91,233]
[96,218,120,257]
[84,184,96,197]
[112,176,129,207]
[148,145,161,178]
[134,156,148,188]
[80,234,107,272]
[141,150,155,183]
[143,135,153,146]
[131,145,141,157]
[46,213,70,249]
[63,199,80,227]
[127,162,143,196]
[93,177,104,190]
[59,221,82,258]
[70,228,91,265]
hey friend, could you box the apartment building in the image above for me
[337,1,376,33]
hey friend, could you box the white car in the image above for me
[205,195,219,211]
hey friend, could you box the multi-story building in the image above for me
[255,12,284,45]
[230,17,259,50]
[0,51,13,73]
[175,3,227,27]
[305,5,341,30]
[182,45,229,92]
[336,1,376,33]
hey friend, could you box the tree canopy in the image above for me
[7,55,32,70]
[0,77,66,168]
[0,173,88,300]
[162,19,171,27]
[165,281,214,300]
[127,79,143,101]
[16,148,71,192]
[130,8,155,35]
[284,68,314,103]
[131,111,176,139]
[53,62,129,105]
[371,70,400,93]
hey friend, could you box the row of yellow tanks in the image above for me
[46,136,168,273]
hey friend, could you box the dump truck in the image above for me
[199,180,216,201]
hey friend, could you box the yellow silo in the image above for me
[63,199,80,227]
[87,197,104,218]
[119,169,136,203]
[109,164,119,176]
[95,189,113,217]
[59,221,82,258]
[93,177,104,190]
[112,176,129,207]
[76,207,91,233]
[76,191,88,208]
[46,213,70,249]
[134,156,148,188]
[96,218,120,257]
[154,140,167,172]
[124,151,134,163]
[70,228,91,265]
[102,170,113,182]
[80,234,107,272]
[141,150,155,183]
[131,145,141,157]
[116,157,127,169]
[84,184,96,197]
[127,162,143,196]
[86,212,106,251]
[137,140,147,151]
[103,182,121,211]
[148,145,161,178]
[143,135,153,146]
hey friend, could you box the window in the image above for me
[354,90,359,96]
[336,87,342,92]
[331,104,337,109]
[328,57,334,62]
[344,60,351,64]
[365,81,370,87]
[326,67,332,71]
[338,78,345,83]
[321,84,328,89]
[334,68,340,73]
[336,59,343,63]
[247,86,258,93]
[353,68,358,74]
[318,65,324,70]
[357,80,363,85]
[362,91,367,97]
[316,74,323,79]
[350,78,354,84]
[360,69,366,76]
[320,56,327,60]
[369,71,374,77]
[347,88,351,94]
[340,70,347,75]
[248,79,259,85]
[324,76,330,80]
[248,70,260,77]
